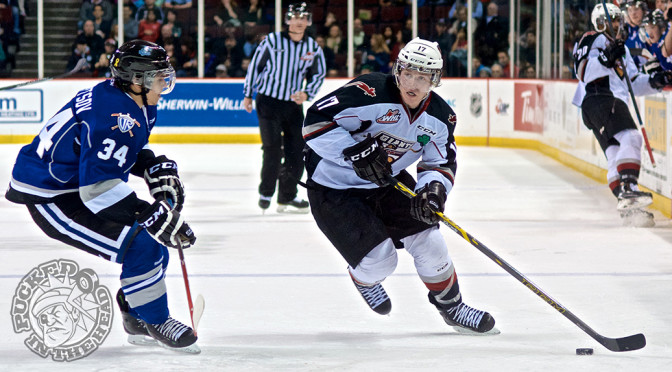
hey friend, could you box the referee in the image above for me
[243,2,326,213]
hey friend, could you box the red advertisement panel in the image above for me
[514,83,544,133]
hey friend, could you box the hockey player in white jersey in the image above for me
[303,38,497,334]
[5,40,200,352]
[573,3,672,227]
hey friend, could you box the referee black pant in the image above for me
[256,94,306,203]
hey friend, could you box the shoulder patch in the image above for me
[448,113,457,126]
[344,81,376,97]
[111,113,141,137]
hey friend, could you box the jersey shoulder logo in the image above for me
[111,113,141,137]
[448,113,457,125]
[344,81,376,97]
[376,109,401,124]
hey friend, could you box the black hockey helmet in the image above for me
[110,40,175,94]
[285,2,312,25]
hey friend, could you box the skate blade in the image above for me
[452,326,501,336]
[617,197,653,210]
[276,205,310,214]
[157,341,201,354]
[127,334,158,346]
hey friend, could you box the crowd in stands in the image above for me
[0,0,25,76]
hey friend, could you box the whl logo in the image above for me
[376,109,401,124]
[10,259,113,361]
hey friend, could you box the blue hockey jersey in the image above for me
[7,80,156,222]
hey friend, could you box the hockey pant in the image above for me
[26,196,171,324]
[349,227,461,307]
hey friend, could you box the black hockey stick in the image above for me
[386,175,646,352]
[0,58,89,92]
[599,0,656,168]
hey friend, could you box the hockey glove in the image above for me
[649,70,672,90]
[599,39,625,68]
[343,135,392,187]
[137,200,196,249]
[410,181,447,224]
[144,155,185,212]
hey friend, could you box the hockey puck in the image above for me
[576,348,593,355]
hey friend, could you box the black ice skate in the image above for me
[259,195,271,212]
[617,179,652,211]
[429,294,498,335]
[277,198,310,214]
[145,317,200,354]
[351,274,391,315]
[620,208,655,228]
[116,289,157,346]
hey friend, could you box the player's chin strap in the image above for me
[127,86,150,107]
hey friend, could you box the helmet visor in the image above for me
[397,67,433,93]
[143,66,176,95]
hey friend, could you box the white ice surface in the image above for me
[0,144,671,371]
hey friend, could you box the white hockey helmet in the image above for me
[394,37,443,88]
[591,3,623,36]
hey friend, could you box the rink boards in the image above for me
[0,78,670,216]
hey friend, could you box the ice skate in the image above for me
[145,317,200,354]
[277,198,310,214]
[616,180,652,211]
[116,289,157,346]
[620,208,655,228]
[351,274,391,315]
[429,295,498,335]
[258,195,271,214]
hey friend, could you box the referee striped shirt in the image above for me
[243,31,327,102]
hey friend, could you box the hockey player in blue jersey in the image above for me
[303,38,497,334]
[5,40,200,353]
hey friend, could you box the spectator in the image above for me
[496,50,516,77]
[242,32,261,59]
[325,24,345,54]
[519,30,536,66]
[177,37,198,76]
[79,1,114,29]
[479,66,492,77]
[448,5,475,37]
[390,28,412,65]
[382,26,396,51]
[0,0,21,35]
[215,63,228,78]
[0,16,19,70]
[115,4,139,40]
[92,4,112,39]
[472,55,487,77]
[521,63,535,78]
[78,20,105,64]
[136,0,164,23]
[66,34,93,75]
[623,0,648,67]
[490,62,504,77]
[0,26,6,72]
[315,35,337,76]
[94,39,116,77]
[240,56,250,76]
[447,27,467,77]
[449,0,483,20]
[213,0,240,28]
[353,18,369,51]
[138,9,161,43]
[474,1,508,67]
[655,0,666,12]
[432,20,451,63]
[241,0,263,30]
[164,0,192,10]
[363,33,391,73]
[156,22,177,47]
[164,9,183,38]
[319,11,337,37]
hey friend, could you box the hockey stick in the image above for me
[175,238,204,337]
[0,58,90,92]
[600,0,656,168]
[386,175,646,352]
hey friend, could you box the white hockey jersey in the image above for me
[303,73,457,193]
[572,31,658,107]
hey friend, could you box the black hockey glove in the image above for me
[144,155,185,212]
[599,39,626,68]
[136,200,196,249]
[343,135,392,187]
[649,70,672,90]
[410,181,447,224]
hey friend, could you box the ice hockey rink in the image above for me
[0,143,671,371]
